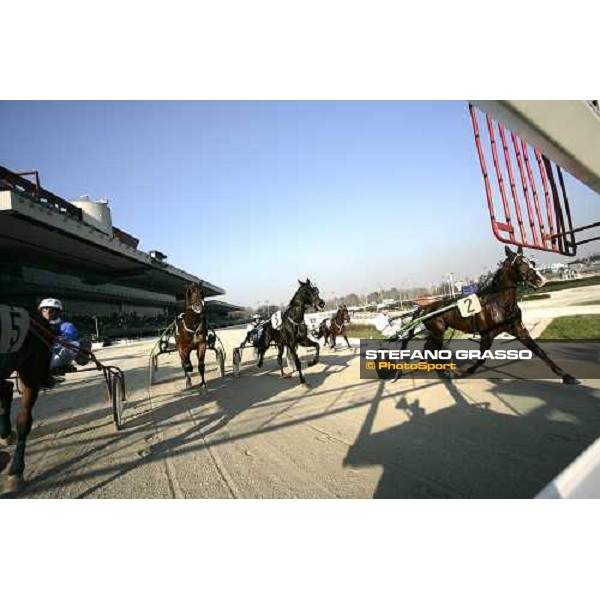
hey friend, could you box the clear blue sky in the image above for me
[1,101,598,307]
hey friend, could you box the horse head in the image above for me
[297,278,326,311]
[340,304,350,323]
[503,246,546,289]
[185,282,205,313]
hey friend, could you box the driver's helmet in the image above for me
[252,313,261,323]
[39,298,63,311]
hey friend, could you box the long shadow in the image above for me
[344,377,600,498]
[22,340,600,500]
[15,351,360,497]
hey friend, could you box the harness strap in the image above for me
[178,311,205,335]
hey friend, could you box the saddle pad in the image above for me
[0,305,30,354]
[271,310,283,330]
[325,319,332,328]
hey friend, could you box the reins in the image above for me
[29,319,104,370]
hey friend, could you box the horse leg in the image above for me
[424,332,458,380]
[257,345,266,368]
[456,334,493,378]
[0,379,15,445]
[331,333,337,351]
[277,343,290,378]
[344,334,351,350]
[510,323,580,384]
[288,344,308,386]
[392,327,418,383]
[5,381,39,493]
[197,343,208,394]
[300,337,320,367]
[179,345,193,388]
[257,329,270,368]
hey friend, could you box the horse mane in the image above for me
[478,259,511,295]
[287,284,308,309]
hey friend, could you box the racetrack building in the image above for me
[0,166,241,338]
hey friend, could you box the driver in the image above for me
[242,313,262,346]
[38,299,90,384]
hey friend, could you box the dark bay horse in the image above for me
[315,305,351,350]
[399,246,579,384]
[256,279,325,386]
[176,283,209,392]
[0,306,53,493]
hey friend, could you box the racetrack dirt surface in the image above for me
[3,321,600,499]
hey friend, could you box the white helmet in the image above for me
[252,314,261,321]
[39,298,63,311]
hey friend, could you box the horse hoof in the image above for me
[563,375,581,385]
[200,385,208,396]
[282,373,292,379]
[301,381,311,388]
[5,474,24,494]
[0,432,16,447]
[185,379,192,389]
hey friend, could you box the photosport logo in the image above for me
[359,339,600,380]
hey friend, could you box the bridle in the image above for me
[179,285,206,335]
[285,284,322,327]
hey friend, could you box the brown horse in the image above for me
[315,305,351,350]
[399,246,579,384]
[176,283,209,392]
[0,306,53,493]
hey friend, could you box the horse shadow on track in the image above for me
[12,352,357,498]
[344,377,600,498]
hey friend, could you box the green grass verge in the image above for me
[347,329,385,339]
[539,315,600,339]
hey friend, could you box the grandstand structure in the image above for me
[0,166,242,337]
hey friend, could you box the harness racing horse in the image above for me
[315,305,351,350]
[256,279,325,386]
[399,246,580,384]
[176,283,210,392]
[0,306,52,493]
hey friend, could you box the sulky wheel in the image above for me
[149,355,156,386]
[217,348,225,378]
[232,348,241,378]
[110,370,126,431]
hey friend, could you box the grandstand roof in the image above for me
[0,170,224,299]
[205,299,245,315]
